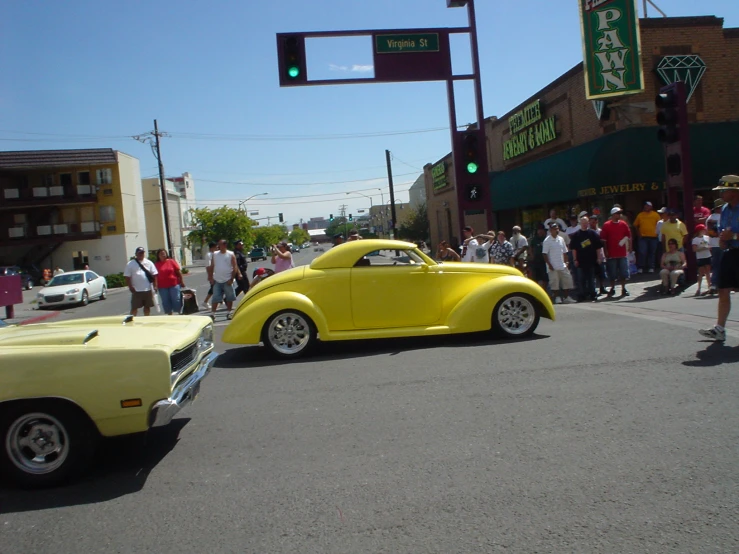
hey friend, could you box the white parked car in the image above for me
[37,270,107,308]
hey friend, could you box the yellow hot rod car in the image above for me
[0,315,216,488]
[223,239,555,358]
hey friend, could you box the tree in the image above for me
[289,228,310,246]
[254,224,288,248]
[187,207,256,248]
[398,203,430,242]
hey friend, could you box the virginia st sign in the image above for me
[578,0,645,100]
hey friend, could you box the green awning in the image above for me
[489,121,739,211]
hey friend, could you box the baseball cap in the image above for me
[610,207,622,215]
[714,198,726,208]
[549,222,560,229]
[668,207,678,214]
[234,239,243,245]
[333,233,343,239]
[463,226,473,232]
[578,210,588,218]
[254,267,267,276]
[657,207,667,213]
[135,246,146,254]
[694,224,707,231]
[589,214,598,220]
[348,229,358,236]
[645,201,652,206]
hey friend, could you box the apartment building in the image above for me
[0,148,147,277]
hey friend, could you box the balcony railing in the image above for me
[1,185,98,205]
[3,221,101,242]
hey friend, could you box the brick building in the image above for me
[426,16,739,248]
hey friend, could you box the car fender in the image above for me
[222,291,329,345]
[446,275,555,332]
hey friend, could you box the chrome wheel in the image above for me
[495,295,538,336]
[80,290,89,306]
[5,413,69,475]
[266,311,313,356]
[100,286,107,300]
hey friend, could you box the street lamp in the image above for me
[238,193,268,212]
[345,191,374,209]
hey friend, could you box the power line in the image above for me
[196,171,418,187]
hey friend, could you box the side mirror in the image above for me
[420,263,429,271]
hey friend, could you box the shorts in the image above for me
[131,290,154,310]
[212,281,236,304]
[718,248,739,289]
[234,277,250,296]
[548,268,573,291]
[696,257,712,268]
[606,257,629,281]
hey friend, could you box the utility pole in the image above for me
[385,150,397,239]
[153,120,174,257]
[136,120,174,257]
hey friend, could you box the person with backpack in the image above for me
[123,247,158,316]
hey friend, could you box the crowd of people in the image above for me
[432,184,738,319]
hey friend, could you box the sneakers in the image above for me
[637,268,643,274]
[699,326,726,341]
[607,288,616,297]
[648,268,655,273]
[554,297,562,304]
[562,297,577,304]
[622,289,630,297]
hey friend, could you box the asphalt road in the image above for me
[1,248,738,553]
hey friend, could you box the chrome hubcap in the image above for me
[6,413,69,474]
[498,296,535,335]
[268,313,311,355]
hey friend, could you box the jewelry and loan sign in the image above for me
[502,100,558,161]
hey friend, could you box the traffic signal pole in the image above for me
[385,150,397,239]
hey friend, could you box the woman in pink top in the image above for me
[271,242,294,273]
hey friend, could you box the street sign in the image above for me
[375,33,440,54]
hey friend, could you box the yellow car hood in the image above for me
[0,315,209,351]
[437,261,523,276]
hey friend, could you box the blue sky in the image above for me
[2,0,738,226]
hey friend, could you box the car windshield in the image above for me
[48,274,84,286]
[356,249,427,266]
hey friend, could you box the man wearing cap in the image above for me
[347,229,362,241]
[460,226,482,263]
[700,175,739,341]
[233,240,250,298]
[542,223,576,304]
[632,201,661,273]
[660,209,688,252]
[332,234,344,247]
[706,198,725,294]
[600,207,632,297]
[123,247,158,316]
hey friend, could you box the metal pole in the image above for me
[154,119,174,257]
[643,0,648,17]
[385,150,397,239]
[466,0,494,232]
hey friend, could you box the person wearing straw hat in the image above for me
[699,175,739,341]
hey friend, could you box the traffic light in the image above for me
[278,213,284,223]
[279,35,306,85]
[461,131,481,175]
[329,213,334,221]
[656,89,680,143]
[348,214,353,222]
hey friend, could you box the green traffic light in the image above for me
[466,161,479,174]
[288,66,300,78]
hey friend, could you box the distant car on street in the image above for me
[290,244,300,253]
[0,266,34,290]
[36,270,107,308]
[248,247,267,262]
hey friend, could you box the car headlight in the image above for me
[199,324,214,351]
[37,292,44,299]
[66,288,80,295]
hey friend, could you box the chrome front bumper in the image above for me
[150,351,218,428]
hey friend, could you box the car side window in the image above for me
[86,271,96,281]
[354,249,419,267]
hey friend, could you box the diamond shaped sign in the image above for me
[656,55,707,103]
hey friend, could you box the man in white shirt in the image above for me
[208,239,240,320]
[124,247,158,316]
[460,226,481,262]
[542,223,575,304]
[544,209,567,233]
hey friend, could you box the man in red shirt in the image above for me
[600,206,632,297]
[693,195,711,225]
